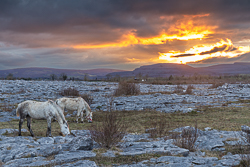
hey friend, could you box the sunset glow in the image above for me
[1,1,250,70]
[73,19,214,49]
[159,39,250,64]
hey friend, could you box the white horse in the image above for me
[55,97,92,123]
[16,100,70,137]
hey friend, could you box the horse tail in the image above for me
[16,104,20,117]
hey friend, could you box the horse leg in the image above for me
[46,118,52,137]
[76,110,80,123]
[27,116,35,137]
[80,110,84,123]
[18,118,24,136]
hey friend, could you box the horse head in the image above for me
[86,112,93,123]
[61,121,70,136]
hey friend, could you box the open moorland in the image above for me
[1,80,250,166]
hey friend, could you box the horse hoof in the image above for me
[18,134,22,136]
[81,121,83,123]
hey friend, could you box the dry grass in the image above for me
[89,153,167,166]
[2,105,250,138]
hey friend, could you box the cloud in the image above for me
[0,51,33,67]
[0,1,250,70]
[171,53,196,58]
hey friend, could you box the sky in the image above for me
[0,0,250,70]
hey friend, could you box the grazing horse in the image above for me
[16,100,70,137]
[55,97,92,123]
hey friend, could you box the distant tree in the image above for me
[84,73,88,81]
[136,73,142,80]
[61,73,67,81]
[115,74,121,82]
[50,74,57,81]
[168,75,173,80]
[6,73,14,80]
[106,74,112,81]
[143,74,149,81]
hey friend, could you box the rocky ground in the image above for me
[0,80,250,166]
[0,127,247,167]
[0,80,249,114]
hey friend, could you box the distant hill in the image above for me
[2,62,250,79]
[0,67,125,79]
[200,62,250,75]
[109,62,250,77]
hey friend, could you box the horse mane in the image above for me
[48,100,67,123]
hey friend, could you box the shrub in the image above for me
[148,117,169,138]
[173,122,199,152]
[185,85,194,94]
[90,112,127,149]
[59,87,80,97]
[209,82,224,89]
[81,93,93,105]
[173,85,184,94]
[114,81,140,96]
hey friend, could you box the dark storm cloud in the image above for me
[0,0,250,39]
[199,45,238,55]
[0,0,250,69]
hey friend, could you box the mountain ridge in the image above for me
[1,62,250,79]
[0,67,125,79]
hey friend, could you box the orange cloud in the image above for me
[72,15,215,49]
[159,39,250,64]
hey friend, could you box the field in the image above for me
[1,80,250,166]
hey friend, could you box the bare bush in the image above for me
[236,126,250,166]
[173,122,199,152]
[114,81,140,96]
[209,82,224,89]
[80,93,93,105]
[173,85,184,94]
[238,155,250,167]
[185,85,194,94]
[90,112,127,149]
[148,117,169,138]
[59,87,80,97]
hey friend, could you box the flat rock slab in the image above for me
[54,151,96,164]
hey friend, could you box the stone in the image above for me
[68,136,93,151]
[102,151,116,157]
[54,151,96,164]
[38,144,62,157]
[4,157,46,167]
[57,160,97,167]
[37,137,54,144]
